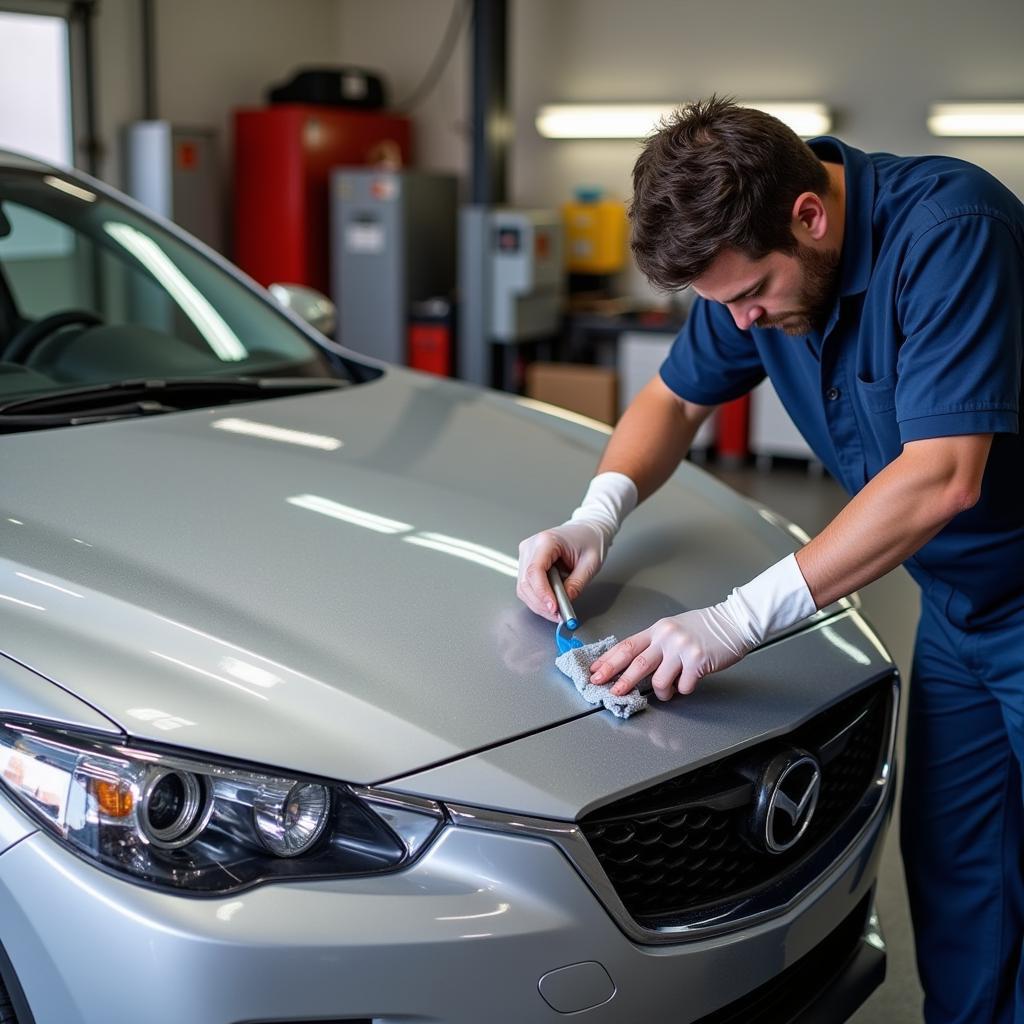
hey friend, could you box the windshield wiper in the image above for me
[0,400,180,429]
[0,376,346,425]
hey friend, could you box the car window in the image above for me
[0,167,352,399]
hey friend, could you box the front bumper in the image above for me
[0,783,890,1024]
[693,896,885,1024]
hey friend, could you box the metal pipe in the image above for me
[141,0,157,120]
[71,0,100,176]
[470,0,508,206]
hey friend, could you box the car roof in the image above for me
[0,148,60,173]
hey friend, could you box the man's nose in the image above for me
[729,303,764,330]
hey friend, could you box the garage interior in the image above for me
[2,1,1022,1021]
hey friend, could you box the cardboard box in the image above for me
[525,362,618,425]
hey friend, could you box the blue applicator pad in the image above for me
[555,622,584,655]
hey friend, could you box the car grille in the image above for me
[579,677,894,929]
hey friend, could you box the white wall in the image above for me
[79,0,1024,292]
[334,0,577,200]
[84,0,140,185]
[91,0,341,187]
[84,0,1024,201]
[338,0,1024,297]
[514,0,1024,205]
[152,0,341,159]
[336,0,471,186]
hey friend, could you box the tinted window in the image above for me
[0,168,351,398]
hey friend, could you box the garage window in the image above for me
[0,9,74,167]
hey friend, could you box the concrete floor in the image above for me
[705,458,924,1024]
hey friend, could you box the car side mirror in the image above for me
[268,283,336,338]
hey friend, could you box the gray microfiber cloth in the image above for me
[555,635,649,719]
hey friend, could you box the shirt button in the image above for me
[825,387,841,401]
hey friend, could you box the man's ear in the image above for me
[791,191,828,242]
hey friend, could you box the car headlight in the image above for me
[0,718,443,893]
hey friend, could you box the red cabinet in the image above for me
[233,105,412,293]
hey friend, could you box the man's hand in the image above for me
[517,522,605,622]
[516,472,638,622]
[515,379,710,624]
[591,552,817,700]
[589,433,994,703]
[590,605,755,699]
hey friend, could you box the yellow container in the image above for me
[562,192,627,274]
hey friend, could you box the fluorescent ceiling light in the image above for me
[411,532,519,572]
[212,417,343,451]
[928,103,1024,136]
[15,572,83,598]
[157,616,323,685]
[752,102,832,137]
[0,592,44,612]
[537,104,670,139]
[818,625,872,666]
[402,533,519,578]
[126,708,197,732]
[286,494,413,535]
[536,102,831,140]
[148,650,269,701]
[217,656,281,689]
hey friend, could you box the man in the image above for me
[517,97,1024,1024]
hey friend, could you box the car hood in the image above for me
[0,369,822,784]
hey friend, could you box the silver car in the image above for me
[0,150,897,1024]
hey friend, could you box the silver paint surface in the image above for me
[389,610,893,818]
[0,153,894,1024]
[0,804,886,1024]
[0,369,838,784]
[0,654,119,736]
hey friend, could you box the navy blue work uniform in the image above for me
[660,137,1024,1024]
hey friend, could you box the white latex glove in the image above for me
[589,553,817,699]
[517,472,637,622]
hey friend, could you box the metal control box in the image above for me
[490,209,563,342]
[332,169,457,363]
[123,121,221,252]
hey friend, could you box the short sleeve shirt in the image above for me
[660,138,1024,629]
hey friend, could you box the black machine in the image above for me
[267,68,387,110]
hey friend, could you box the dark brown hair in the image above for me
[629,96,830,289]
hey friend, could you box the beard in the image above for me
[755,245,840,336]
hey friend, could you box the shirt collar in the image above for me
[808,136,876,298]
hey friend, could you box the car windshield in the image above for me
[0,165,359,421]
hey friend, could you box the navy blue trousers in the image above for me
[901,597,1024,1023]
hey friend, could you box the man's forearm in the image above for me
[597,376,715,503]
[796,434,993,609]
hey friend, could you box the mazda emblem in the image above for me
[751,751,822,854]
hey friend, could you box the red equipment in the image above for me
[233,105,412,294]
[717,394,751,460]
[408,321,453,377]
